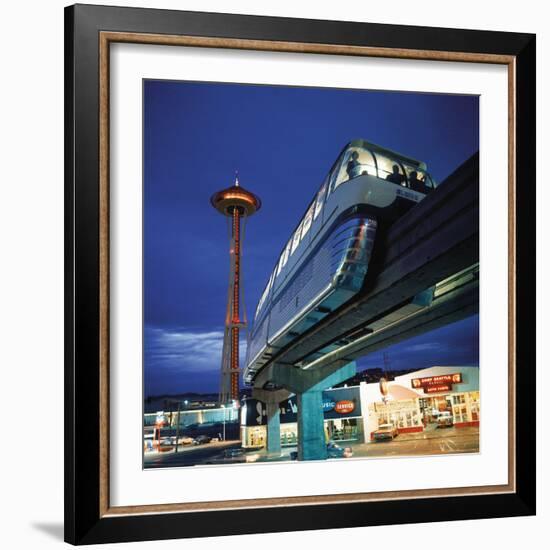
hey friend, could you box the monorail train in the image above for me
[244,139,437,386]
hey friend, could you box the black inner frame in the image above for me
[64,4,536,545]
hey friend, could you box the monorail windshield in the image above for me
[330,141,437,195]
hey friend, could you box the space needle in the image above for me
[211,174,261,404]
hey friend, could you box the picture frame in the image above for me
[64,3,536,545]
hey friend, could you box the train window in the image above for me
[375,153,406,186]
[313,181,328,220]
[402,164,431,194]
[328,153,346,192]
[291,220,304,254]
[350,148,376,178]
[256,272,274,318]
[276,240,292,276]
[282,239,292,265]
[425,174,437,190]
[301,202,315,240]
[332,147,376,192]
[275,252,285,277]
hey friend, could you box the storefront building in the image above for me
[364,365,480,439]
[241,366,480,448]
[241,386,365,448]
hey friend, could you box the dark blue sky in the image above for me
[144,80,479,396]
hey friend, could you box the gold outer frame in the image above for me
[98,32,516,518]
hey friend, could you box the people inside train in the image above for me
[346,150,362,179]
[408,170,425,193]
[386,164,405,185]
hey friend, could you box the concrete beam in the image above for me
[252,387,292,404]
[255,359,355,395]
[298,277,478,373]
[346,280,478,359]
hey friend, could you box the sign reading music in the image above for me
[411,373,462,391]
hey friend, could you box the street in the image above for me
[144,439,242,469]
[143,426,479,468]
[351,425,479,458]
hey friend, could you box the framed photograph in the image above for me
[64,3,536,545]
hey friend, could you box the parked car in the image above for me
[158,439,174,452]
[289,443,352,460]
[437,411,453,428]
[177,436,194,446]
[327,441,353,458]
[223,448,245,459]
[373,423,399,441]
[193,435,212,445]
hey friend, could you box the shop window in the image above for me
[453,394,466,405]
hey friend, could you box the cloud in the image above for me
[144,326,247,375]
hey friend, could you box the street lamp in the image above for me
[379,377,390,428]
[221,404,226,441]
[174,402,181,453]
[155,412,166,453]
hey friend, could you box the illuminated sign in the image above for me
[335,400,355,414]
[374,399,417,413]
[396,188,422,202]
[424,384,452,394]
[323,397,336,412]
[411,373,462,390]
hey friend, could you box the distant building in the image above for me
[144,405,238,428]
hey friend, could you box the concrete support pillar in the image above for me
[297,390,326,461]
[252,387,292,456]
[266,401,281,455]
[254,360,357,462]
